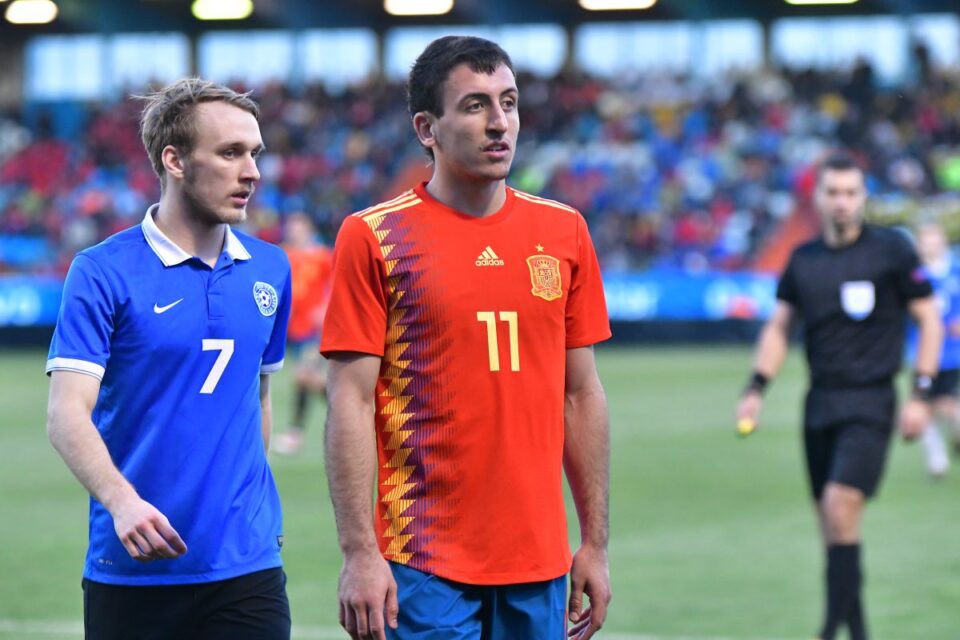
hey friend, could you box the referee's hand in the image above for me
[899,397,931,441]
[736,391,763,434]
[111,496,188,562]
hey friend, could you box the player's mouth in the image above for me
[482,141,511,160]
[230,189,252,206]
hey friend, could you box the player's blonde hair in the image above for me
[136,78,260,187]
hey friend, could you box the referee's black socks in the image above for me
[820,543,868,640]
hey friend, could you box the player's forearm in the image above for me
[563,383,610,550]
[46,406,137,514]
[914,309,943,377]
[752,320,790,379]
[324,383,380,555]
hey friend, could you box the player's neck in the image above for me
[155,195,226,267]
[425,172,506,218]
[824,221,864,248]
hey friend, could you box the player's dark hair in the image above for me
[407,36,515,159]
[135,78,260,189]
[817,152,864,183]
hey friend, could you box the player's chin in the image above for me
[219,206,248,225]
[479,161,512,181]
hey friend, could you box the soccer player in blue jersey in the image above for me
[45,78,292,639]
[912,221,960,477]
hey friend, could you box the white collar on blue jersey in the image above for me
[141,204,252,267]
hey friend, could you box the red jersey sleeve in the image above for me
[320,215,388,357]
[565,213,612,348]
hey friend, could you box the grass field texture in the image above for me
[0,346,957,639]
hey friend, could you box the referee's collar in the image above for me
[141,204,252,267]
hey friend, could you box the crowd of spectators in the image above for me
[2,51,960,276]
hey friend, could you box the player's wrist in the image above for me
[911,372,934,402]
[743,371,770,396]
[99,480,139,515]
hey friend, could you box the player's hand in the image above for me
[111,496,187,562]
[736,390,763,435]
[899,397,931,441]
[567,544,611,640]
[338,549,398,640]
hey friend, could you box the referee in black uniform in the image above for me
[736,153,942,640]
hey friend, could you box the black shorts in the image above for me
[803,421,894,501]
[931,369,960,399]
[83,567,290,640]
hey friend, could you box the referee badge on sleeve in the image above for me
[253,281,279,316]
[840,281,875,321]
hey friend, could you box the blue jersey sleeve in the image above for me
[261,264,291,374]
[46,254,116,380]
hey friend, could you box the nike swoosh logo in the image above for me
[153,298,184,314]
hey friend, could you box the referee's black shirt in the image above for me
[777,224,933,392]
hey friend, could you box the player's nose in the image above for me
[487,104,508,133]
[240,153,260,182]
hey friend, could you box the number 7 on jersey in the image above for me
[200,339,234,394]
[476,311,519,372]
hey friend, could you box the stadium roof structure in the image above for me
[2,0,958,38]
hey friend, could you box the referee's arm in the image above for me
[736,300,795,428]
[909,295,942,383]
[901,295,943,439]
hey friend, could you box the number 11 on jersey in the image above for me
[476,311,519,372]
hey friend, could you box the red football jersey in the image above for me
[321,182,611,584]
[285,245,333,343]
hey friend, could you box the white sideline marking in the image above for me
[0,618,800,640]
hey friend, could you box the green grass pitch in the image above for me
[0,346,957,639]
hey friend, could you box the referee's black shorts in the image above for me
[803,420,894,501]
[83,567,290,640]
[803,384,896,501]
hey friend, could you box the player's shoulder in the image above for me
[867,223,910,246]
[510,187,582,220]
[864,225,919,263]
[231,228,290,270]
[349,189,422,222]
[336,189,423,243]
[72,224,149,274]
[787,236,826,261]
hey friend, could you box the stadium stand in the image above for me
[3,51,960,279]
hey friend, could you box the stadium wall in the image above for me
[0,270,775,346]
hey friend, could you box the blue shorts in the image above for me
[387,562,567,640]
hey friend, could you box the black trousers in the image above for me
[83,567,290,640]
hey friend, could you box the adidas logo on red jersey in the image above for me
[476,247,505,267]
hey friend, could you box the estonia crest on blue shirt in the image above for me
[254,281,279,316]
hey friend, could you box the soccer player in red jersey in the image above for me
[321,36,612,640]
[274,212,333,455]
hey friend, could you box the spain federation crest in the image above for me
[253,281,279,317]
[526,255,563,301]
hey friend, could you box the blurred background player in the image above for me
[911,220,960,477]
[273,212,333,456]
[736,152,941,640]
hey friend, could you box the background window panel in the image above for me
[26,35,104,100]
[199,31,294,86]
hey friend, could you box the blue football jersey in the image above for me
[47,206,291,585]
[908,256,960,371]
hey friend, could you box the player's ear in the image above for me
[413,111,438,151]
[162,145,187,181]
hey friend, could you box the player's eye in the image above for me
[222,149,237,159]
[502,98,517,110]
[466,102,483,112]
